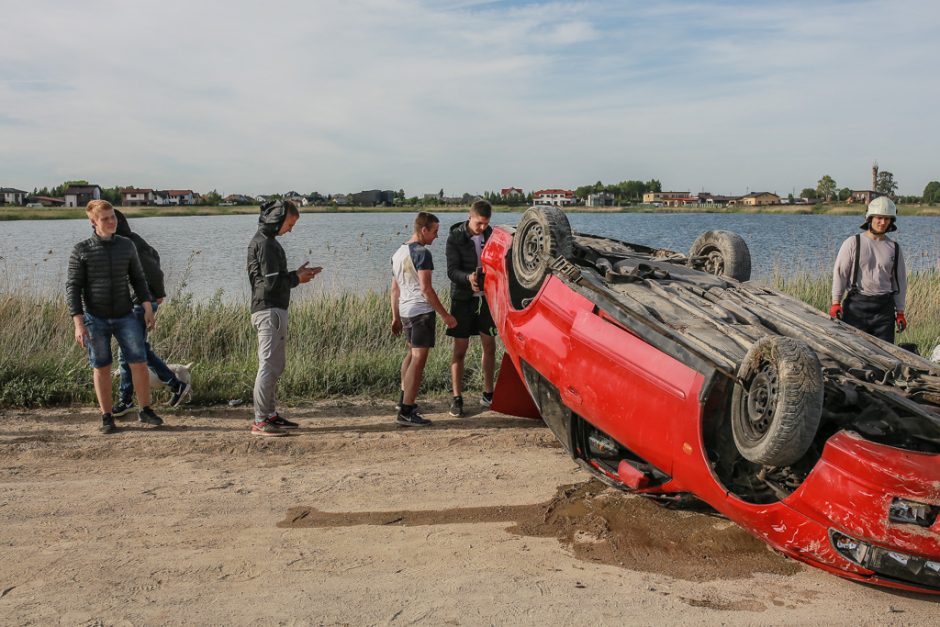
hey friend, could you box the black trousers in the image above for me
[842,293,896,343]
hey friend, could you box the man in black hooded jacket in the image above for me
[246,200,321,436]
[445,199,496,417]
[111,209,191,416]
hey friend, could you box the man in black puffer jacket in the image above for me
[246,200,321,436]
[445,199,497,417]
[67,200,164,434]
[111,209,191,417]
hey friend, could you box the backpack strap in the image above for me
[849,233,861,294]
[892,241,900,295]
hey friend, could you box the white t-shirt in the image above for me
[391,242,434,318]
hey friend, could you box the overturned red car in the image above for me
[482,206,940,594]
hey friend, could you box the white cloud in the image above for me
[0,0,938,196]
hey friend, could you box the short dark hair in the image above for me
[283,199,300,217]
[470,200,492,218]
[414,211,439,234]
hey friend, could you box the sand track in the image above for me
[0,400,936,625]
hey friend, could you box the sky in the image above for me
[1,0,938,197]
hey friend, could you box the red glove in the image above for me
[829,303,843,320]
[896,312,907,333]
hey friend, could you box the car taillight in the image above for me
[888,497,939,528]
[829,529,940,591]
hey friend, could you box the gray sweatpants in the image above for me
[252,307,288,422]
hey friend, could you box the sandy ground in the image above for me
[1,399,937,626]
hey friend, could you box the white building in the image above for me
[533,189,574,206]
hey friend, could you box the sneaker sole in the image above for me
[396,418,432,427]
[112,407,136,418]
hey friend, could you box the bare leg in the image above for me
[400,346,413,394]
[403,347,429,405]
[129,362,151,408]
[92,366,113,414]
[450,338,469,397]
[480,333,496,394]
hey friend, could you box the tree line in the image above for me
[806,171,940,205]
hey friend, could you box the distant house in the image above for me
[156,189,195,206]
[698,193,737,206]
[283,191,308,206]
[849,190,883,204]
[64,185,102,207]
[224,194,255,205]
[642,191,689,204]
[122,188,154,206]
[735,192,781,206]
[586,192,615,207]
[1,187,28,205]
[29,195,66,207]
[332,194,349,206]
[500,187,524,198]
[350,189,395,207]
[533,189,574,206]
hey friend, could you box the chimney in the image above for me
[872,161,879,191]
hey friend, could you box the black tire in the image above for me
[688,230,751,281]
[511,205,573,292]
[731,336,823,467]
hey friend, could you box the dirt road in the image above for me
[1,400,936,625]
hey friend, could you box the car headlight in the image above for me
[829,529,940,590]
[888,497,939,528]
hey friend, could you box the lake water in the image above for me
[3,212,940,301]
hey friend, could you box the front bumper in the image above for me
[785,431,940,592]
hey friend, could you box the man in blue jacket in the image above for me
[247,200,321,436]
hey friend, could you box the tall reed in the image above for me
[3,271,939,407]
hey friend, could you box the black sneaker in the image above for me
[269,413,299,429]
[397,407,432,427]
[100,413,117,434]
[480,392,494,408]
[448,396,464,417]
[168,380,191,408]
[112,400,137,418]
[138,406,164,426]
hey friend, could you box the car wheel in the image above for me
[511,205,573,292]
[731,336,823,467]
[688,230,751,281]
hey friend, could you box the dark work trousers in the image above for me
[842,293,896,343]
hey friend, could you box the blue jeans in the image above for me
[85,311,147,369]
[118,302,178,403]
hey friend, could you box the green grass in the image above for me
[0,283,490,407]
[3,271,939,408]
[769,270,940,354]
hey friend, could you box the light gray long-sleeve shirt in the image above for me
[831,234,907,310]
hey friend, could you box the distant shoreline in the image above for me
[2,203,939,221]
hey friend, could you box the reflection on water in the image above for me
[2,212,940,301]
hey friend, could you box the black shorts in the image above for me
[403,311,436,348]
[446,296,497,339]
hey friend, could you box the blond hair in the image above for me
[86,199,114,218]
